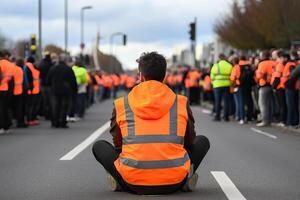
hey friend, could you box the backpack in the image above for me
[239,64,254,87]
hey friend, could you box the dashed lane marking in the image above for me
[250,127,278,139]
[202,109,212,114]
[211,171,247,200]
[60,121,110,160]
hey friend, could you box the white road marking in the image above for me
[202,109,212,114]
[211,171,247,200]
[250,127,278,139]
[60,121,110,160]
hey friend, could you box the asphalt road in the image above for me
[1,98,300,200]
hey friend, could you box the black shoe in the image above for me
[223,118,230,122]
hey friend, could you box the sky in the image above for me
[0,0,232,69]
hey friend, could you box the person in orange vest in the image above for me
[15,58,34,127]
[230,56,255,124]
[255,51,275,127]
[0,50,13,134]
[185,68,201,105]
[92,52,210,194]
[230,57,241,121]
[26,57,41,126]
[9,59,27,128]
[281,53,299,126]
[125,75,136,91]
[101,73,113,99]
[271,51,287,126]
[111,73,120,99]
[174,71,183,94]
[165,71,177,92]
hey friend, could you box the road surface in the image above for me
[1,99,300,200]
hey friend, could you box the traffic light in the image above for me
[30,34,37,55]
[189,22,196,41]
[123,34,127,46]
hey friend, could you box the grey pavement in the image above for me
[0,99,300,200]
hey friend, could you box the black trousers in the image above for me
[27,94,39,121]
[92,135,210,195]
[189,87,201,105]
[12,94,25,125]
[41,87,52,120]
[0,91,10,130]
[241,87,254,121]
[275,89,287,123]
[51,94,70,127]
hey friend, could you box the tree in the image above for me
[214,0,300,49]
[44,44,65,55]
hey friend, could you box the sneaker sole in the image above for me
[106,174,117,191]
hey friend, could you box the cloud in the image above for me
[1,0,232,68]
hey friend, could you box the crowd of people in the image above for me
[164,48,300,128]
[0,50,138,133]
[2,48,300,133]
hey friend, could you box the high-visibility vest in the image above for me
[176,74,183,85]
[102,75,113,88]
[72,66,88,85]
[114,87,190,186]
[281,61,297,89]
[271,63,285,89]
[203,75,212,91]
[26,62,40,95]
[210,60,233,88]
[230,64,240,86]
[120,74,128,85]
[230,60,252,86]
[11,65,23,95]
[0,59,12,91]
[125,76,136,89]
[111,74,120,87]
[166,75,176,86]
[256,60,275,87]
[187,70,201,88]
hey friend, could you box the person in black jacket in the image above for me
[290,62,300,127]
[47,54,77,128]
[38,52,53,120]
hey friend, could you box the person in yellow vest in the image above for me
[210,54,233,121]
[92,52,210,195]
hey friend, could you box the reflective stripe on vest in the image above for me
[120,95,188,169]
[120,153,189,169]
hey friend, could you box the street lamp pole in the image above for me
[38,0,42,59]
[64,0,68,53]
[109,32,127,73]
[80,6,92,52]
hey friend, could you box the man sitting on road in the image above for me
[92,52,210,195]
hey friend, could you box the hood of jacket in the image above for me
[128,80,176,120]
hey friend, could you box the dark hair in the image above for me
[27,56,35,63]
[16,58,24,67]
[2,49,11,57]
[261,50,270,60]
[277,50,284,58]
[219,53,226,60]
[137,52,167,82]
[0,50,4,58]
